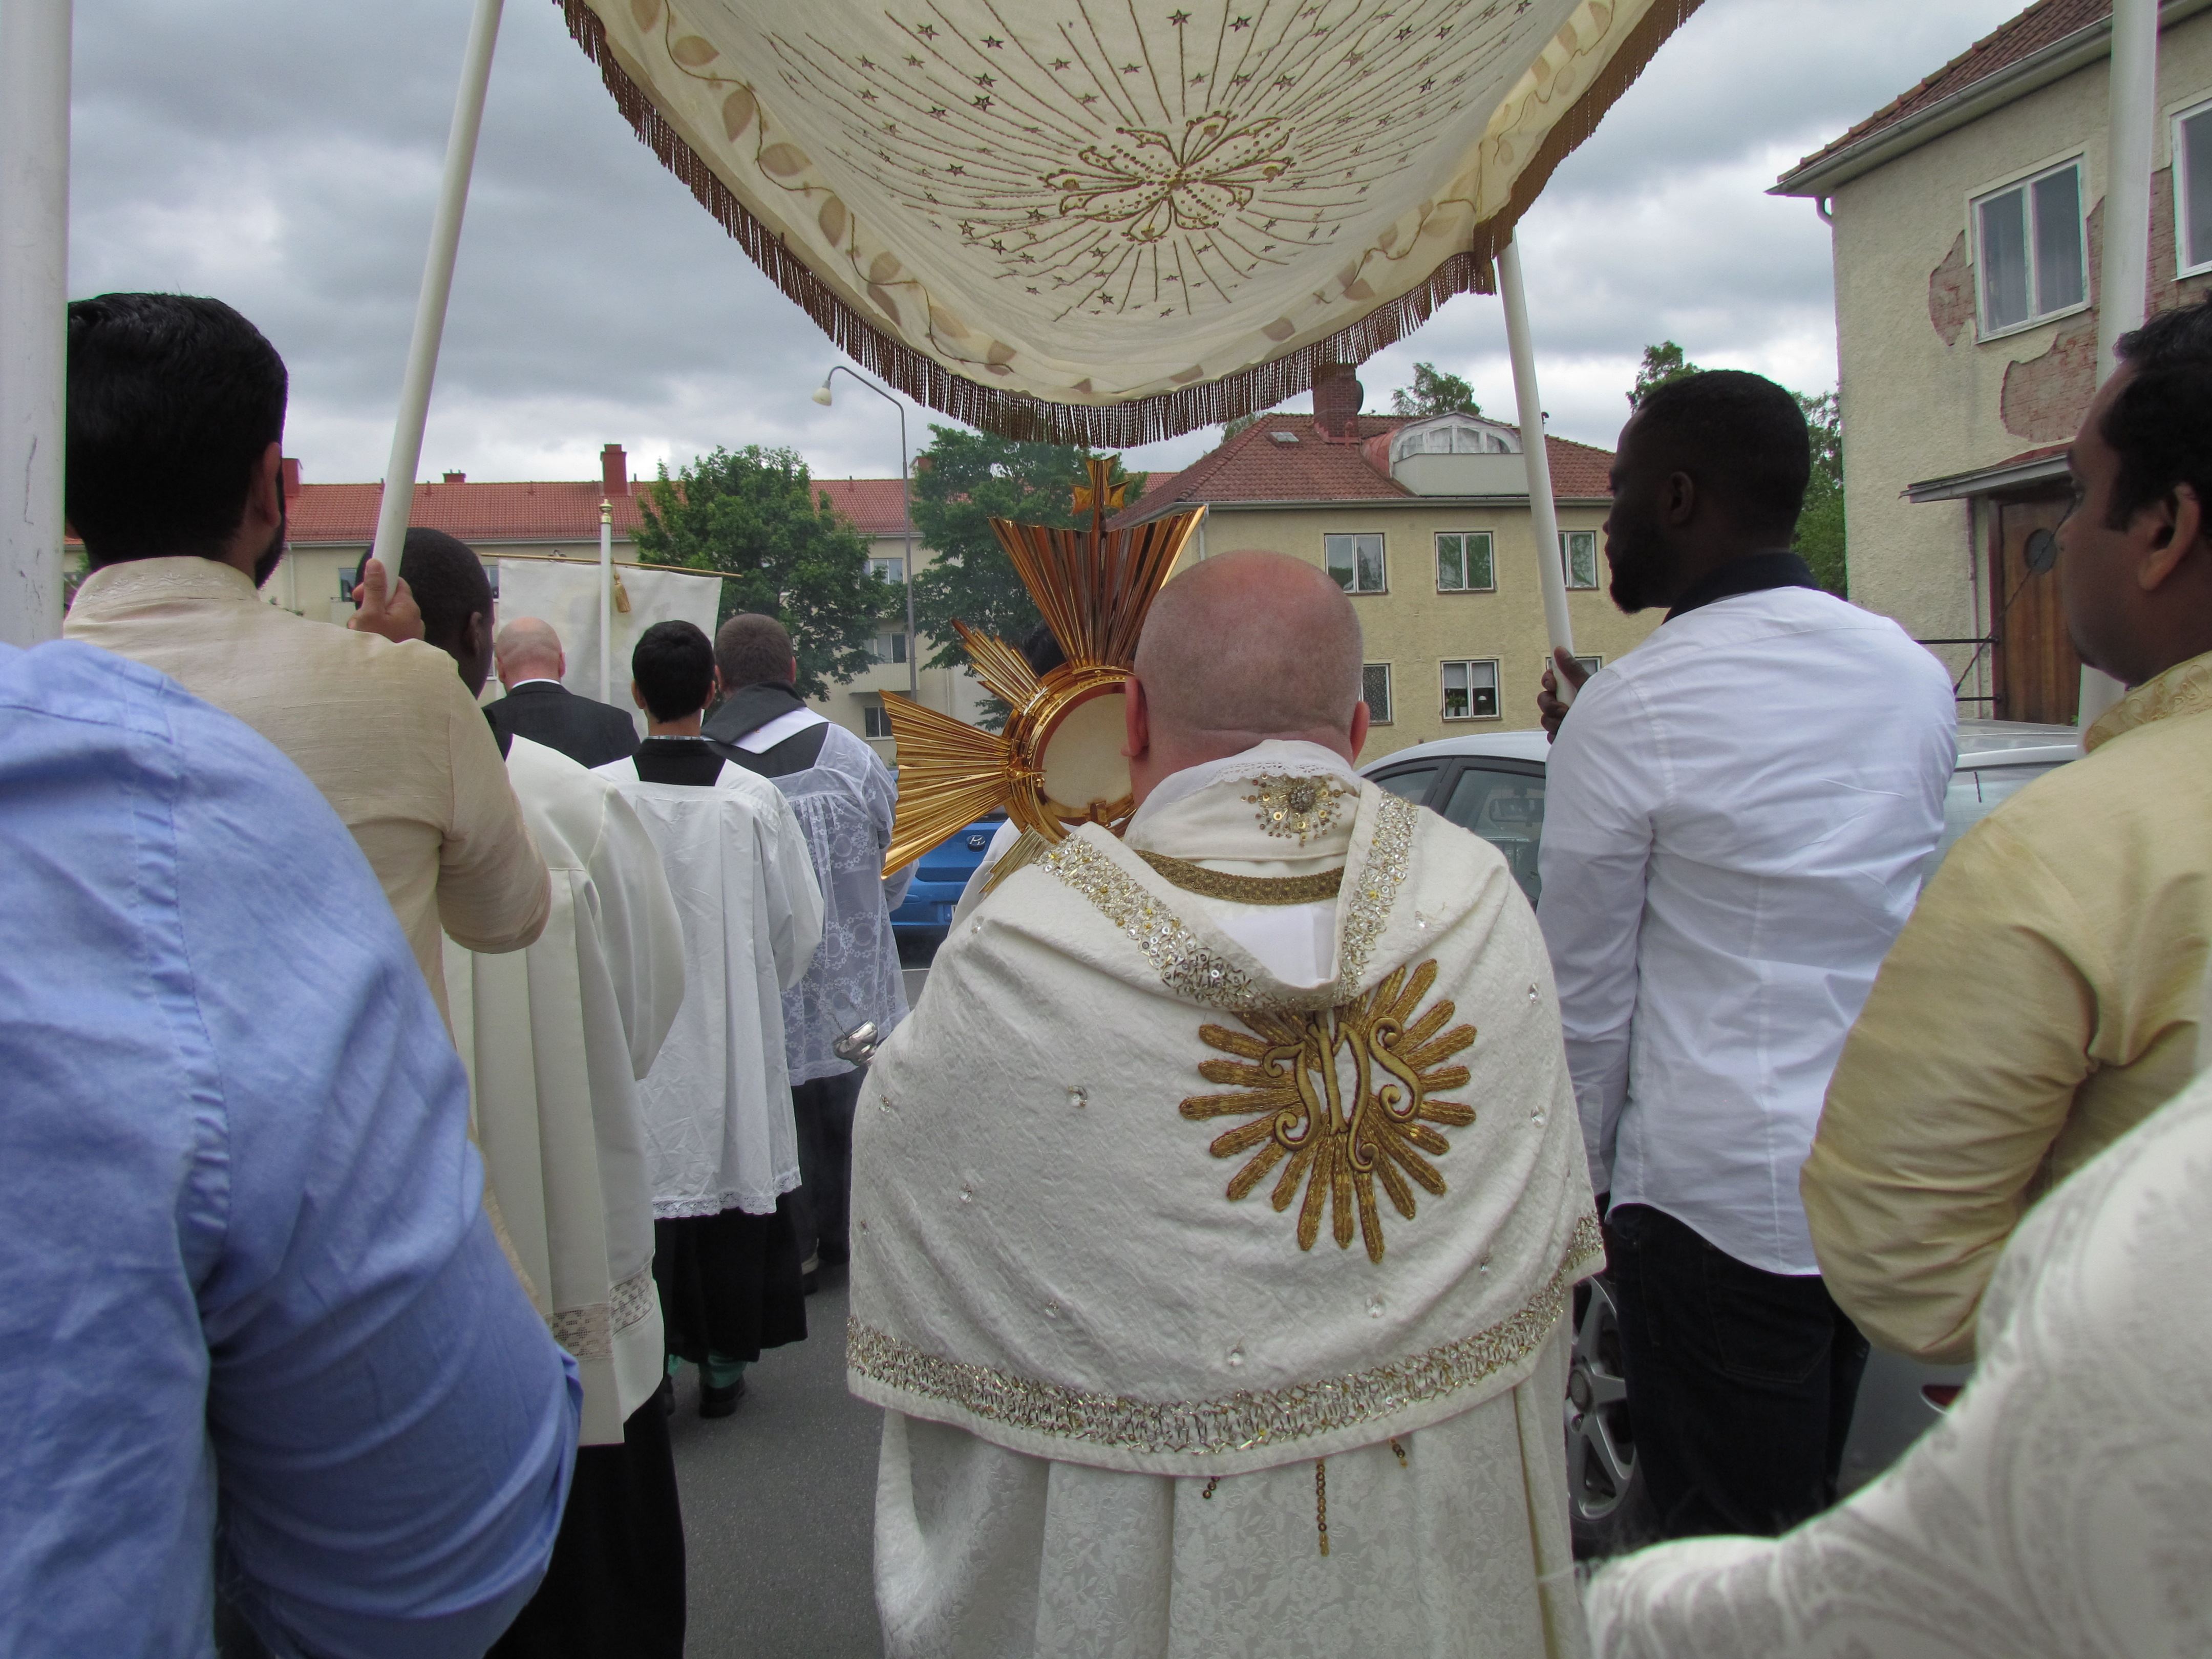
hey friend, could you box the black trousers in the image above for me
[790,1068,865,1266]
[653,1196,807,1365]
[489,1397,687,1658]
[1606,1202,1869,1539]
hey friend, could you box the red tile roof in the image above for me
[1786,0,2105,181]
[283,473,910,544]
[1114,413,1613,525]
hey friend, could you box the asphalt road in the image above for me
[671,1266,885,1659]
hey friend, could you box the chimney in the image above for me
[279,456,302,496]
[1312,360,1364,440]
[442,470,465,484]
[601,442,629,496]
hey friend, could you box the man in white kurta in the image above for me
[598,620,825,1415]
[848,552,1601,1658]
[407,527,690,1653]
[1583,994,2212,1659]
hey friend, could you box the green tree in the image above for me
[1390,361,1480,417]
[632,445,891,699]
[1628,339,1699,407]
[1794,390,1847,597]
[907,427,1144,671]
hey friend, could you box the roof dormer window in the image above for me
[1390,415,1518,465]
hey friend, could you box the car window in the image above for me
[1441,766,1546,904]
[1923,761,2066,882]
[1372,764,1439,804]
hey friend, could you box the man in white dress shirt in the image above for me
[597,623,824,1418]
[1536,372,1956,1540]
[850,551,1601,1659]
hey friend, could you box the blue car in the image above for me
[889,811,1006,938]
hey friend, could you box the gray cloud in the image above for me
[66,0,2023,485]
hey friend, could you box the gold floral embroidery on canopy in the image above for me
[1182,960,1475,1263]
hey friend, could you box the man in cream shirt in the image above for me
[849,551,1600,1659]
[1805,297,2212,1364]
[61,293,547,1018]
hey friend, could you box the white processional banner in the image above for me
[556,0,1699,441]
[494,558,725,735]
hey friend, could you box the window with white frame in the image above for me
[1559,530,1599,590]
[1362,663,1393,724]
[867,556,906,584]
[1542,653,1604,685]
[1325,532,1387,593]
[1441,659,1500,720]
[1435,531,1496,592]
[2176,100,2212,276]
[868,631,908,665]
[863,704,894,739]
[1973,159,2087,335]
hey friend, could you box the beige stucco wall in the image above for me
[1195,500,1656,760]
[1828,14,2212,694]
[807,529,994,765]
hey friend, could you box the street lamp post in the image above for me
[814,367,918,699]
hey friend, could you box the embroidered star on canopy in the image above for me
[1181,960,1475,1263]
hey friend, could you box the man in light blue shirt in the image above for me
[0,639,580,1656]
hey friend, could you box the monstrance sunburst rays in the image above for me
[1179,961,1478,1264]
[880,457,1205,874]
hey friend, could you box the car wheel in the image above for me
[1565,1275,1652,1558]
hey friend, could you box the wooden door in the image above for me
[1990,492,2080,725]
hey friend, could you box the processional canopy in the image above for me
[559,0,1699,444]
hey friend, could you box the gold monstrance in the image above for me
[880,458,1205,876]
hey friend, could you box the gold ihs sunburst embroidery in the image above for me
[1180,961,1475,1264]
[1242,773,1353,845]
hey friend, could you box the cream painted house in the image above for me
[1775,0,2212,722]
[1113,380,1646,762]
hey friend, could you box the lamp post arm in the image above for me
[824,365,920,698]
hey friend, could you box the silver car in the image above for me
[1363,718,2081,1554]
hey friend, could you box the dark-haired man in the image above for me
[597,622,823,1417]
[400,529,690,1657]
[1535,370,1956,1539]
[487,616,641,769]
[1805,302,2212,1367]
[706,613,906,1286]
[59,293,547,1024]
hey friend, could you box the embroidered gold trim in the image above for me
[1133,849,1345,906]
[846,1213,1602,1461]
[1183,959,1476,1264]
[1039,794,1418,1014]
[979,827,1053,899]
[1244,773,1357,846]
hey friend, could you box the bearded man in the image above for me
[847,550,1601,1659]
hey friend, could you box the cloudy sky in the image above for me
[68,0,2025,488]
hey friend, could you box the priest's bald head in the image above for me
[1124,548,1369,806]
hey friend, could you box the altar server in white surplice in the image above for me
[848,551,1602,1659]
[405,528,691,1656]
[598,621,824,1419]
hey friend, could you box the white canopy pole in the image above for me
[1,0,71,647]
[2081,0,2158,729]
[599,497,613,702]
[366,0,504,588]
[1498,233,1577,706]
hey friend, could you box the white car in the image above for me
[1363,718,2081,1554]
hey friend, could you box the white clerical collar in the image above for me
[507,676,565,690]
[1128,739,1363,839]
[736,706,830,752]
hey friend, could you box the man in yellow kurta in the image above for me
[848,551,1600,1659]
[1804,297,2212,1364]
[60,294,547,1021]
